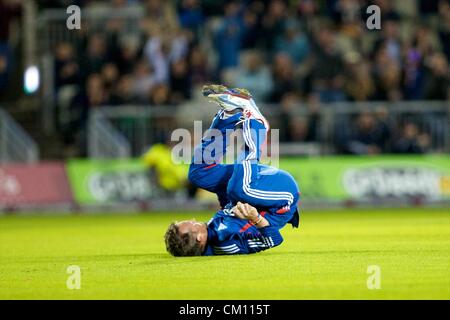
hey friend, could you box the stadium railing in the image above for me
[0,108,39,164]
[327,101,450,153]
[88,109,131,159]
[88,101,450,157]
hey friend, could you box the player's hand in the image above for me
[233,202,259,222]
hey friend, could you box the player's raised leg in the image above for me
[222,92,300,227]
[188,85,243,207]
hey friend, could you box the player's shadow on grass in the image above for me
[266,249,433,256]
[39,253,209,265]
[19,249,426,266]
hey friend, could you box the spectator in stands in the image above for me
[278,92,300,142]
[115,35,142,75]
[67,74,107,155]
[109,74,139,105]
[372,46,402,101]
[189,44,210,86]
[213,1,243,73]
[393,122,431,154]
[402,25,442,100]
[145,0,179,33]
[418,0,440,16]
[143,22,188,85]
[54,42,80,91]
[289,116,317,142]
[330,0,363,26]
[233,51,273,102]
[269,53,297,103]
[413,25,441,59]
[241,2,262,49]
[296,0,317,27]
[402,45,425,100]
[101,63,119,94]
[177,0,204,39]
[0,46,10,95]
[0,0,21,96]
[53,42,81,132]
[275,19,310,65]
[261,0,287,53]
[80,34,109,81]
[310,27,346,102]
[132,59,157,104]
[344,112,390,155]
[423,52,449,100]
[344,52,375,101]
[373,105,392,151]
[438,0,450,61]
[373,13,402,64]
[278,92,320,143]
[149,84,171,106]
[169,58,192,104]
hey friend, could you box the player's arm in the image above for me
[211,202,282,255]
[233,202,270,228]
[233,202,284,252]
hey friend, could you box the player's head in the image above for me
[164,220,207,256]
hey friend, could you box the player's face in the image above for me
[176,220,208,249]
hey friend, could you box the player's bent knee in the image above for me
[188,164,214,189]
[188,165,201,185]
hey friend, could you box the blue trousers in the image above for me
[189,111,300,228]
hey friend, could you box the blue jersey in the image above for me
[203,208,283,256]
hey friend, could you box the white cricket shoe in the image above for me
[202,85,269,128]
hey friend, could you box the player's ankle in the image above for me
[221,109,242,119]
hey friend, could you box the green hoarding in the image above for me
[66,159,152,204]
[66,156,450,205]
[280,155,450,201]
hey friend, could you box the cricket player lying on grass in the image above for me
[165,85,300,256]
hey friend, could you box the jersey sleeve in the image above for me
[241,226,284,253]
[210,226,283,255]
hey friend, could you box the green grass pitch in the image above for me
[0,208,449,299]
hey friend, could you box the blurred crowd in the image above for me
[48,0,450,105]
[1,0,449,156]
